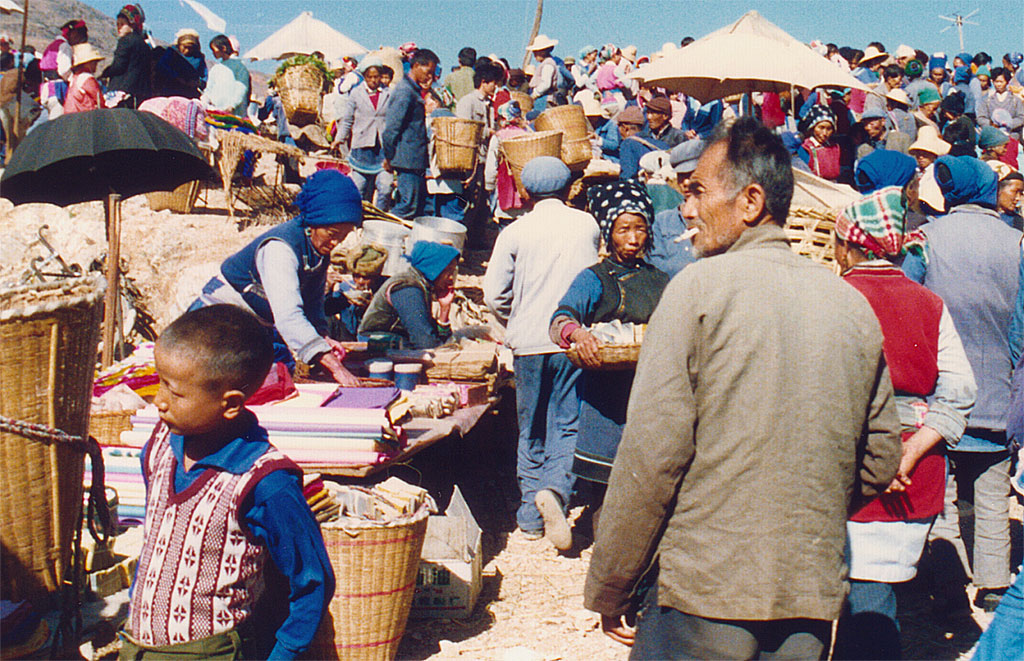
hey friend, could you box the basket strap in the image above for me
[0,414,112,545]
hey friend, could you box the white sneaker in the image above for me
[535,489,572,551]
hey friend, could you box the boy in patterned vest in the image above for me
[120,305,334,660]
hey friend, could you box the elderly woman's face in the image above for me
[610,212,649,262]
[998,179,1024,213]
[813,121,835,144]
[929,68,946,84]
[310,224,356,256]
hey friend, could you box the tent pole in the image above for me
[101,193,122,368]
[12,0,28,151]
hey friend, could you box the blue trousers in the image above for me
[429,192,467,222]
[392,168,426,220]
[973,569,1024,660]
[513,353,581,532]
[833,580,900,659]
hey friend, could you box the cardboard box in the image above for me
[410,487,482,618]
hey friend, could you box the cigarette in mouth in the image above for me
[674,227,699,243]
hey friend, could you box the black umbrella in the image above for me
[0,108,210,206]
[0,108,211,366]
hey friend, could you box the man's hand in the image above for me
[569,327,603,368]
[601,614,636,647]
[884,426,942,494]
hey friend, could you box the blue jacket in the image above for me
[220,217,329,337]
[382,74,428,170]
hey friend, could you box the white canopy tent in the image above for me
[0,0,24,14]
[243,11,367,62]
[631,10,875,103]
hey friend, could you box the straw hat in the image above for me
[526,34,558,52]
[987,160,1017,182]
[72,43,104,68]
[909,125,951,157]
[918,164,945,212]
[859,45,888,67]
[621,45,638,63]
[895,44,916,60]
[885,88,911,108]
[573,91,604,117]
[175,28,200,45]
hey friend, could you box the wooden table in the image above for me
[307,399,496,478]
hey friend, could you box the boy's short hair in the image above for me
[411,48,439,68]
[209,34,232,54]
[158,305,273,395]
[473,61,502,88]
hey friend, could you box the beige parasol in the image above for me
[243,11,368,62]
[631,10,874,103]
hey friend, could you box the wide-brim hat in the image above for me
[72,43,104,68]
[175,28,199,45]
[909,125,950,157]
[574,90,604,117]
[526,34,558,52]
[885,88,911,108]
[859,45,888,67]
[895,44,916,60]
[918,164,945,212]
[621,45,638,62]
[289,123,331,149]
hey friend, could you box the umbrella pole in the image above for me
[101,194,122,368]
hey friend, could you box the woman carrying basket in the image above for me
[548,180,669,530]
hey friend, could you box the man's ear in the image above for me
[739,183,768,225]
[222,390,247,420]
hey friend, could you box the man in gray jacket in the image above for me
[382,48,438,219]
[585,118,902,658]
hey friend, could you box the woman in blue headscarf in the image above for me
[855,149,918,193]
[358,241,460,349]
[191,169,363,384]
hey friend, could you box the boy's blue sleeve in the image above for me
[901,250,927,284]
[244,470,334,660]
[1010,244,1024,365]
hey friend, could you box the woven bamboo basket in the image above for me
[500,130,562,198]
[508,91,533,114]
[1,276,104,603]
[278,63,324,127]
[310,506,429,660]
[535,105,592,171]
[432,117,484,176]
[88,410,133,447]
[145,179,201,214]
[785,206,840,273]
[566,343,642,371]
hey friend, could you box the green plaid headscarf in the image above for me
[835,186,927,261]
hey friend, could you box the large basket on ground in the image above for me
[432,117,484,176]
[1,276,104,603]
[785,206,839,272]
[534,104,592,171]
[278,64,324,127]
[145,179,201,214]
[566,343,642,371]
[310,506,429,660]
[500,130,562,198]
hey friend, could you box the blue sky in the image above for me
[90,0,1023,76]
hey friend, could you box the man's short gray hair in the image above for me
[706,117,794,224]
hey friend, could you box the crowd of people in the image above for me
[1,8,1022,660]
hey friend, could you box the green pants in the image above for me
[118,628,249,661]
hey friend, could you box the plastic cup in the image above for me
[393,363,422,391]
[367,359,394,382]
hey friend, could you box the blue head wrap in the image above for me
[955,51,972,65]
[928,53,947,71]
[934,155,998,208]
[855,150,918,193]
[953,65,971,84]
[406,241,460,283]
[295,170,363,227]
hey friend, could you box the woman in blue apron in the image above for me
[548,179,670,529]
[191,170,362,385]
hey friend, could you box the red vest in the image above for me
[844,263,946,522]
[129,425,297,646]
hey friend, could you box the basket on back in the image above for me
[310,506,429,660]
[785,206,839,272]
[534,105,593,172]
[278,63,324,127]
[500,130,562,198]
[432,117,484,177]
[1,276,104,603]
[508,91,533,114]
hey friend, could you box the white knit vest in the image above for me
[129,424,296,646]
